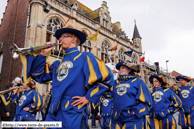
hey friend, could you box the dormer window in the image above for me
[103,14,108,28]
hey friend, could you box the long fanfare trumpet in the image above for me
[10,43,62,59]
[0,86,21,94]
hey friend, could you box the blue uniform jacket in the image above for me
[0,92,12,106]
[112,74,152,119]
[11,89,44,121]
[174,86,194,113]
[30,47,114,115]
[149,87,182,118]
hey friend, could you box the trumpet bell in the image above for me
[10,43,20,59]
[10,43,62,59]
[13,52,19,59]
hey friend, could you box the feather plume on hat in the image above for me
[81,29,88,37]
[63,22,75,29]
[123,62,141,73]
[28,80,38,91]
[184,76,191,81]
[158,75,167,85]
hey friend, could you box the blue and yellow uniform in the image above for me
[148,74,182,129]
[11,88,44,121]
[148,87,182,129]
[174,75,194,128]
[0,91,13,119]
[30,47,114,128]
[111,74,152,129]
[100,93,113,129]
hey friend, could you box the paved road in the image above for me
[88,112,183,129]
[174,112,181,129]
[88,119,101,129]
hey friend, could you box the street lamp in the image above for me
[166,60,169,84]
[44,2,52,13]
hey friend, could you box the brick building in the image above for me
[0,0,143,93]
[0,0,29,90]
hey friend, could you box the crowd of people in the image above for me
[0,22,194,129]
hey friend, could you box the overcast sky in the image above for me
[0,0,194,77]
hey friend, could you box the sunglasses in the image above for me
[60,34,73,39]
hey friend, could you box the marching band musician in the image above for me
[174,75,194,129]
[11,80,44,122]
[110,60,152,129]
[148,74,182,129]
[30,23,114,129]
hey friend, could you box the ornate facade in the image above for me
[0,0,143,93]
[24,0,143,93]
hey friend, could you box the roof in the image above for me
[171,70,182,77]
[132,24,142,40]
[61,0,101,20]
[88,8,100,20]
[112,23,121,35]
[68,0,92,13]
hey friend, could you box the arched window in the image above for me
[46,17,63,51]
[101,41,110,63]
[118,49,125,62]
[79,40,92,52]
[132,55,138,64]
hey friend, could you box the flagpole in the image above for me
[61,0,78,28]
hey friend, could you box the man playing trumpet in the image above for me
[30,23,114,129]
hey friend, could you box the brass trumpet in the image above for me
[10,43,62,59]
[0,86,21,94]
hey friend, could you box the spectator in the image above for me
[42,92,47,99]
[0,83,15,121]
[41,88,52,121]
[90,102,99,128]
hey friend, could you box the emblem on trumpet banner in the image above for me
[19,95,27,106]
[103,99,109,107]
[152,91,164,102]
[181,90,190,98]
[57,61,73,81]
[116,83,130,96]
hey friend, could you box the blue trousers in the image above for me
[100,116,111,129]
[178,110,194,128]
[147,114,177,129]
[45,108,88,129]
[110,113,144,129]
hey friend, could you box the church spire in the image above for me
[132,20,142,40]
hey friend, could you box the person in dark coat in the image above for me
[90,102,99,128]
[0,83,16,129]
